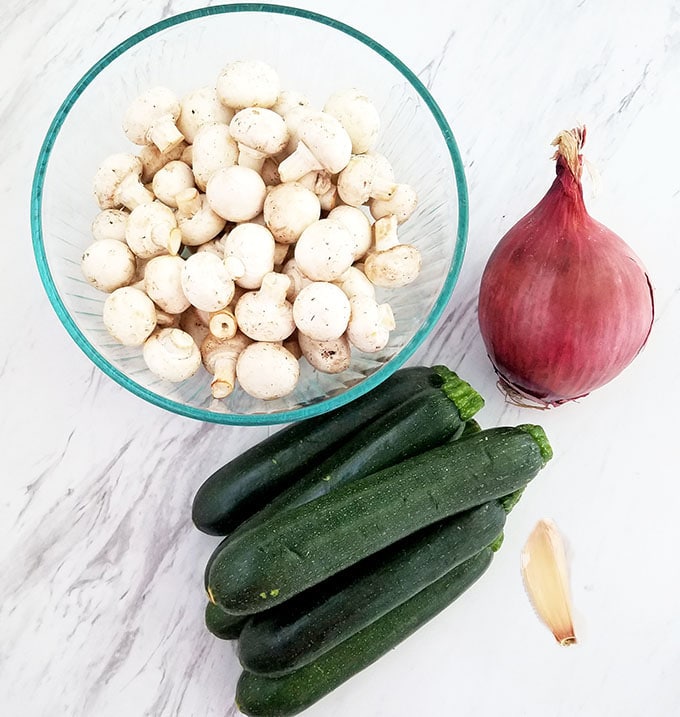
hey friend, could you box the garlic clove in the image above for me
[521,519,577,646]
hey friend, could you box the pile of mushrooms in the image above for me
[82,60,421,402]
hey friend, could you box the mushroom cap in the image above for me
[370,183,419,223]
[192,122,239,191]
[206,165,267,222]
[144,254,191,314]
[271,90,310,118]
[323,88,381,154]
[177,86,235,143]
[294,219,355,281]
[151,161,195,208]
[230,108,289,156]
[298,332,352,374]
[122,87,181,145]
[327,205,372,260]
[263,182,321,244]
[293,282,351,341]
[125,201,180,259]
[81,238,136,293]
[93,153,143,209]
[235,272,295,342]
[142,328,201,382]
[181,251,235,312]
[102,286,157,346]
[364,244,422,288]
[217,60,280,109]
[236,342,300,400]
[223,223,276,289]
[298,112,352,174]
[91,209,129,242]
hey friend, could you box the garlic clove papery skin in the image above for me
[521,520,577,646]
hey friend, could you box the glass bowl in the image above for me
[31,3,468,426]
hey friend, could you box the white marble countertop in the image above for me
[3,1,679,715]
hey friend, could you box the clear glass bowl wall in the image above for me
[33,6,467,424]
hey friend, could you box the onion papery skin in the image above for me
[477,143,654,406]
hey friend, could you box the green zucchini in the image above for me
[208,424,551,614]
[205,602,249,640]
[192,365,451,536]
[235,549,493,717]
[237,500,506,676]
[229,371,483,540]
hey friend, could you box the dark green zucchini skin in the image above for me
[229,371,483,540]
[237,500,506,676]
[235,549,494,717]
[205,602,248,640]
[192,366,446,536]
[208,425,551,614]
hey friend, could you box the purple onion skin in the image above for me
[477,147,654,406]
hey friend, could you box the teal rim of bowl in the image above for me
[30,3,469,426]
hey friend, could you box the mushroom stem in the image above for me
[237,144,267,172]
[211,356,238,398]
[176,187,202,216]
[373,215,400,251]
[278,141,324,182]
[116,173,154,210]
[209,308,238,340]
[167,227,183,255]
[148,116,185,154]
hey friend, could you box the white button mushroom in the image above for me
[298,332,352,374]
[137,141,188,184]
[180,144,194,167]
[370,183,419,223]
[337,154,396,207]
[271,90,310,117]
[323,88,381,154]
[364,215,422,288]
[293,282,351,341]
[296,170,333,196]
[334,265,376,301]
[143,328,201,382]
[191,122,239,191]
[346,295,395,353]
[151,160,195,208]
[81,239,136,293]
[281,258,313,300]
[263,182,321,244]
[181,251,235,313]
[176,86,235,143]
[196,234,228,258]
[294,219,355,282]
[236,342,300,400]
[123,86,184,153]
[327,205,372,261]
[201,331,252,398]
[206,165,267,222]
[144,255,191,314]
[273,241,290,269]
[125,201,182,259]
[155,307,181,328]
[93,153,154,210]
[229,108,289,172]
[175,188,226,246]
[223,223,275,289]
[278,112,352,182]
[102,286,157,346]
[235,272,295,342]
[91,209,128,242]
[216,60,280,110]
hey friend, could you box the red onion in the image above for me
[477,127,654,406]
